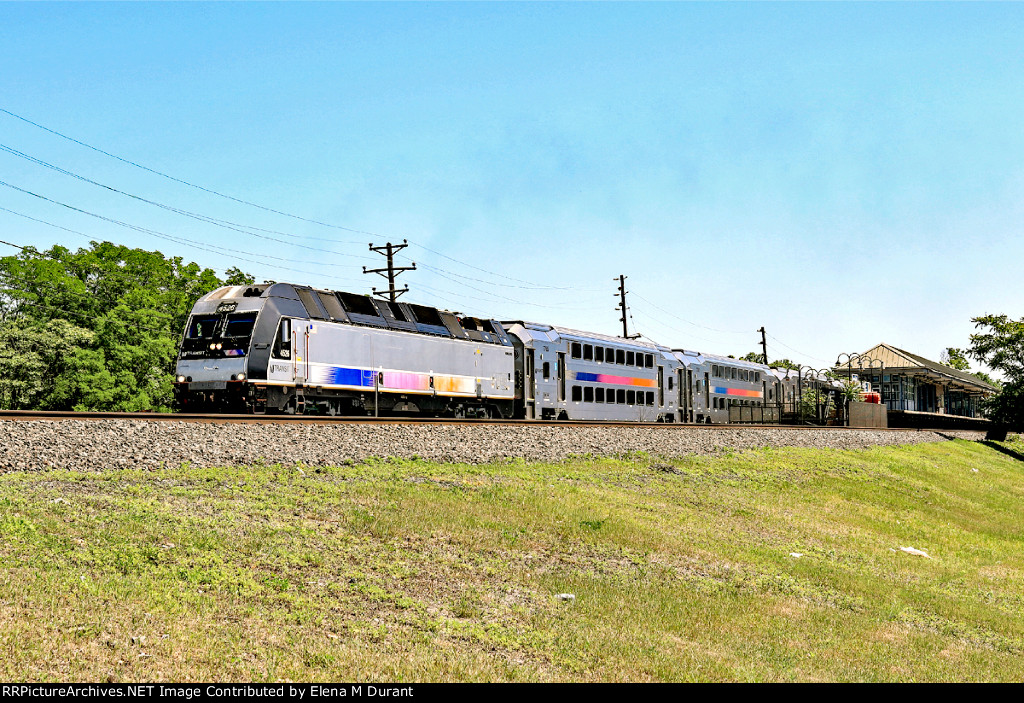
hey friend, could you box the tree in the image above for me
[941,347,971,371]
[740,352,799,370]
[0,241,248,412]
[969,314,1024,429]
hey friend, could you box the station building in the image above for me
[832,343,998,418]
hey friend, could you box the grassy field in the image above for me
[2,437,1024,682]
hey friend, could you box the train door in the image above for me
[657,366,664,407]
[677,369,687,422]
[704,372,710,420]
[525,348,535,418]
[296,322,312,385]
[686,369,694,422]
[556,351,566,403]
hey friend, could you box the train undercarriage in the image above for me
[174,382,513,419]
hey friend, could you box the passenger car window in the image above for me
[595,347,604,363]
[616,349,625,365]
[571,343,582,359]
[572,386,582,401]
[583,344,593,361]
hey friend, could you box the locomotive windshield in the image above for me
[224,312,257,338]
[187,315,220,338]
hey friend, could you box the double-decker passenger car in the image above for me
[502,322,678,421]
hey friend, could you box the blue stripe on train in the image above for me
[318,366,376,387]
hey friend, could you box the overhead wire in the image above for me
[0,107,382,237]
[0,143,376,258]
[765,333,834,366]
[629,291,750,335]
[0,106,597,295]
[0,183,374,287]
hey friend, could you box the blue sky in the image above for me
[2,2,1022,371]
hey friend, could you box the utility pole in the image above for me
[758,327,768,365]
[363,239,416,302]
[614,275,640,339]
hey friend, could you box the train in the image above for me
[173,282,834,423]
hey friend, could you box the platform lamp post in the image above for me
[837,353,861,423]
[802,366,837,425]
[798,366,820,424]
[836,353,865,425]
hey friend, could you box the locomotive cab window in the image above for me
[542,362,550,380]
[187,315,219,339]
[224,313,257,338]
[273,318,292,359]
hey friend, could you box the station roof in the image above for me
[834,343,999,394]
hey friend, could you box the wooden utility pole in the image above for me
[363,239,416,302]
[759,327,768,365]
[615,275,640,339]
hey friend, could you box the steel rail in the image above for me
[0,409,940,431]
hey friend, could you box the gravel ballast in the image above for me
[0,419,986,472]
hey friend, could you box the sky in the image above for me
[1,2,1022,372]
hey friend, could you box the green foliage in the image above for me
[740,352,799,370]
[968,314,1024,428]
[942,347,971,371]
[0,241,246,411]
[969,315,1024,381]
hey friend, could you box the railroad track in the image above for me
[0,409,933,431]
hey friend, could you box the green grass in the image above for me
[2,439,1024,681]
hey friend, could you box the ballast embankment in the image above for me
[0,419,985,472]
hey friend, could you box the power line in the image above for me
[0,183,374,287]
[403,241,597,292]
[0,107,588,294]
[765,333,833,365]
[0,143,376,259]
[629,291,750,335]
[0,107,383,237]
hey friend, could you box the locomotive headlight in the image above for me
[236,372,245,381]
[175,375,186,383]
[209,343,216,350]
[215,343,223,350]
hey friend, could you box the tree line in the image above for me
[0,241,251,412]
